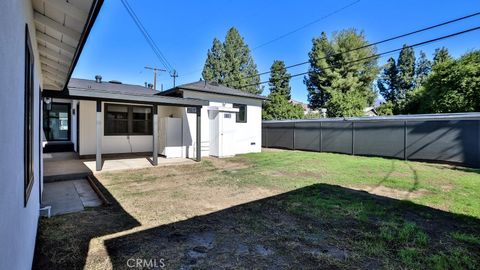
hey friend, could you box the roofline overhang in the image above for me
[42,88,208,107]
[160,86,269,101]
[56,0,104,91]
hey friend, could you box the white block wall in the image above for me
[0,1,43,269]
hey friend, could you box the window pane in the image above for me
[105,120,128,134]
[107,105,128,120]
[132,120,152,134]
[233,104,247,123]
[132,106,151,120]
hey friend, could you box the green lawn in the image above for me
[228,149,480,218]
[34,149,480,269]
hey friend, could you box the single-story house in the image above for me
[0,0,266,268]
[44,78,266,169]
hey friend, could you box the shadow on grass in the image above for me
[32,177,141,270]
[102,184,480,269]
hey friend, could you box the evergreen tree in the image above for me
[262,93,304,120]
[268,60,291,100]
[202,38,225,83]
[377,57,399,103]
[417,50,480,113]
[433,47,453,66]
[397,45,416,100]
[415,51,431,86]
[304,29,378,117]
[202,27,262,94]
[263,60,304,120]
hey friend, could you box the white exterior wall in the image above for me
[182,91,263,157]
[0,1,43,269]
[79,101,155,156]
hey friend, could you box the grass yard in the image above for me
[34,149,480,269]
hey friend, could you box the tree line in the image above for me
[202,27,480,119]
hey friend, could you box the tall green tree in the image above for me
[268,60,291,99]
[433,47,452,66]
[262,93,304,120]
[415,51,431,86]
[202,38,225,84]
[397,45,416,100]
[202,27,262,94]
[263,60,304,120]
[304,29,378,117]
[415,50,480,113]
[377,57,399,103]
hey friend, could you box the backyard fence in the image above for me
[262,113,480,168]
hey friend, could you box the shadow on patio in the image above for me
[99,184,480,269]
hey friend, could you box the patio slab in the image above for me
[83,157,195,173]
[42,179,102,216]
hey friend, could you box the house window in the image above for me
[104,104,152,135]
[233,104,247,123]
[24,24,34,206]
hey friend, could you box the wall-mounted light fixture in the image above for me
[43,97,52,111]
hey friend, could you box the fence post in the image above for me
[319,121,322,153]
[351,122,355,156]
[404,120,408,161]
[292,121,296,150]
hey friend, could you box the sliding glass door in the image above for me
[43,103,70,141]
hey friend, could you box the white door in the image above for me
[219,112,235,157]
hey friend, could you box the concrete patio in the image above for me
[42,179,102,216]
[44,152,196,180]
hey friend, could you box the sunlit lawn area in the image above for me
[34,149,480,269]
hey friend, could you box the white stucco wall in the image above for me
[182,91,263,157]
[78,93,262,159]
[79,101,155,156]
[0,1,42,269]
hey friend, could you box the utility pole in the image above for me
[170,69,178,87]
[144,66,166,90]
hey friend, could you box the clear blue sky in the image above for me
[73,0,480,103]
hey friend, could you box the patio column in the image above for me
[152,105,158,166]
[196,106,201,162]
[96,100,102,171]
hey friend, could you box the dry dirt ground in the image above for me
[33,152,480,269]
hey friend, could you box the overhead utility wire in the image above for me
[120,0,174,73]
[245,11,480,80]
[180,0,361,77]
[240,26,480,88]
[252,0,361,51]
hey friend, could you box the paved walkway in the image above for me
[42,179,102,216]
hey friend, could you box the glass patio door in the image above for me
[43,103,70,141]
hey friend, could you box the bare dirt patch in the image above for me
[348,185,430,200]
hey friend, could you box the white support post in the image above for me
[196,107,201,162]
[96,101,102,171]
[152,105,158,166]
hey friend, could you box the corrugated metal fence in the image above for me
[262,113,480,168]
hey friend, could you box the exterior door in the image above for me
[43,103,70,141]
[219,112,235,157]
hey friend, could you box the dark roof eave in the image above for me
[43,88,208,107]
[159,86,268,100]
[62,0,104,91]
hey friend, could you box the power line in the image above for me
[240,26,480,88]
[252,0,361,51]
[244,11,480,80]
[120,0,174,73]
[180,0,361,77]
